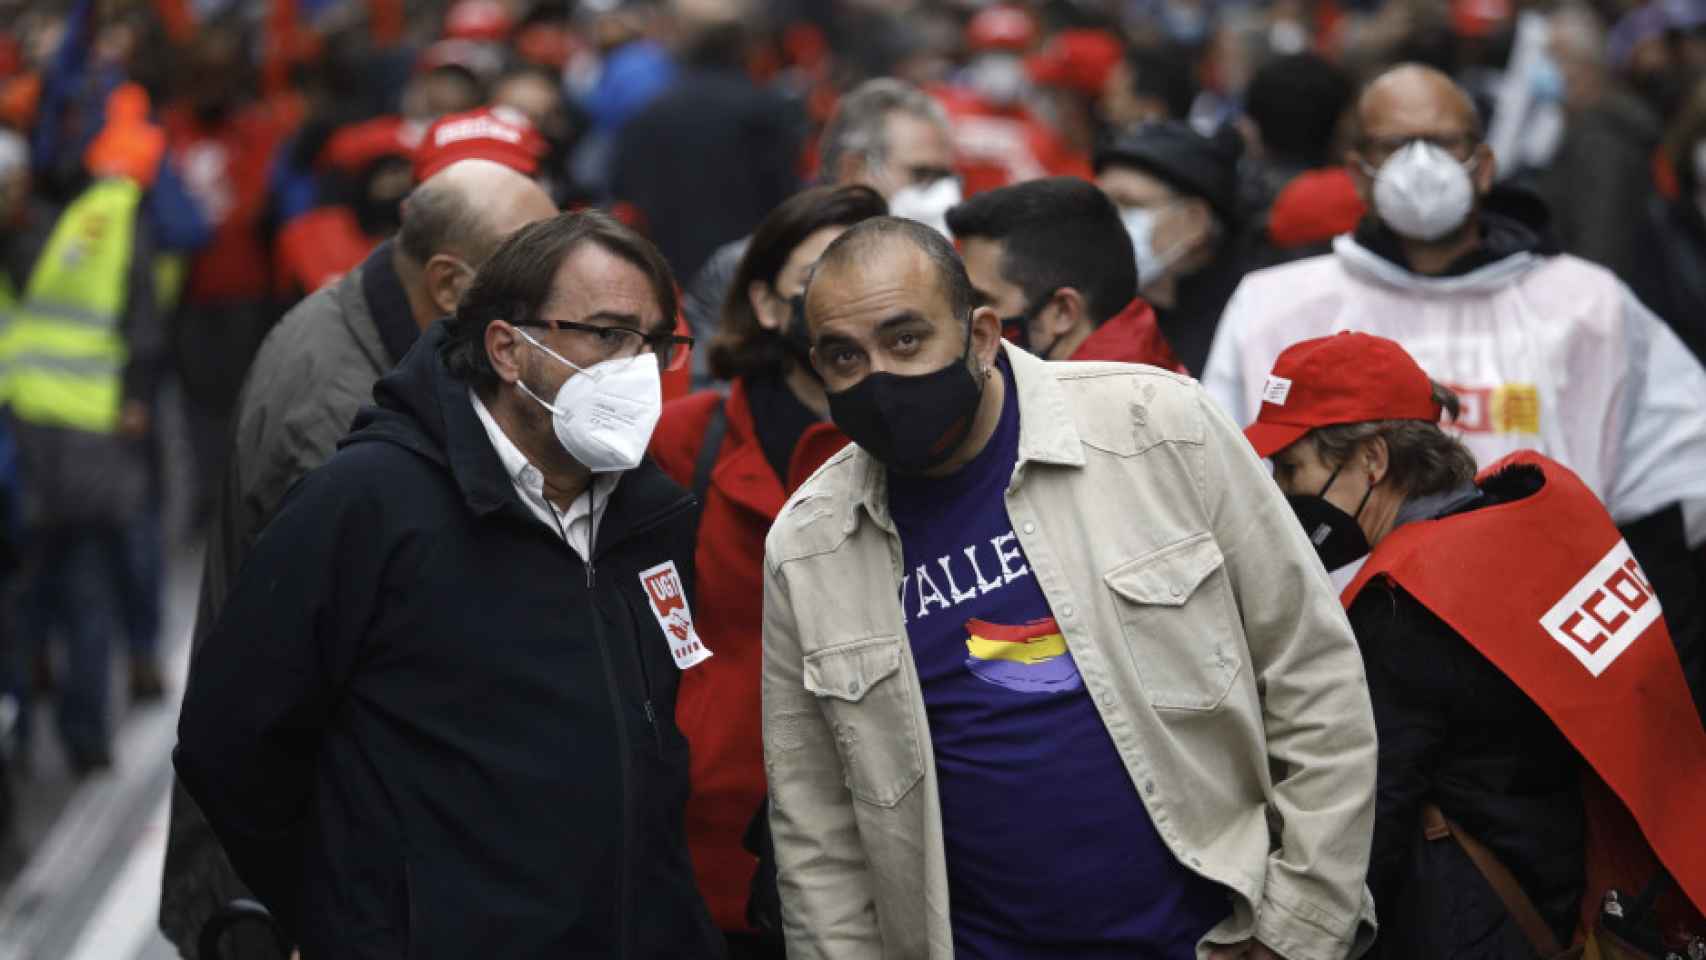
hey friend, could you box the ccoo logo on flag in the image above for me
[1539,541,1660,677]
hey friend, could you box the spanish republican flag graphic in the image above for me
[964,617,1083,693]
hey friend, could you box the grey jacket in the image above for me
[762,344,1380,960]
[160,254,407,956]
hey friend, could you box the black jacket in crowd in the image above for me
[1348,465,1585,958]
[1631,196,1706,367]
[174,320,723,960]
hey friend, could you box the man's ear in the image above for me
[969,304,1004,372]
[424,254,473,316]
[1346,148,1374,206]
[1044,287,1089,336]
[1471,142,1498,196]
[485,319,527,386]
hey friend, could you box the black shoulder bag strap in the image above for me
[689,396,728,550]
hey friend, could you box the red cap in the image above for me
[445,0,513,42]
[413,106,547,183]
[1026,29,1123,97]
[1266,167,1366,250]
[318,115,419,174]
[1243,332,1443,458]
[966,6,1039,53]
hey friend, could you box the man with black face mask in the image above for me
[946,176,1182,370]
[760,216,1379,959]
[1205,62,1706,715]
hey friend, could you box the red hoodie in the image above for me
[1069,298,1186,373]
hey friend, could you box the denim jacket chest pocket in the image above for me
[1103,533,1244,711]
[802,636,926,807]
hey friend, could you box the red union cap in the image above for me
[1025,29,1123,97]
[413,106,547,184]
[1242,332,1444,458]
[966,5,1039,53]
[445,0,513,42]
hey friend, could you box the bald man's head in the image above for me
[399,158,559,317]
[1348,63,1497,234]
[1355,65,1482,142]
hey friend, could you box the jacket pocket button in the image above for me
[1022,522,1035,534]
[847,680,861,696]
[1169,585,1183,598]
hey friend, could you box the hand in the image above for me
[118,400,149,439]
[1206,941,1285,960]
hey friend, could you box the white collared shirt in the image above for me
[470,389,617,563]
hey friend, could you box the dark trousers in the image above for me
[14,524,125,760]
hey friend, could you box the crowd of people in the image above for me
[1,0,1706,957]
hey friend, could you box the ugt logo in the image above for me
[643,568,687,640]
[1539,542,1661,676]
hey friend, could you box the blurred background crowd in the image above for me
[1,0,1706,929]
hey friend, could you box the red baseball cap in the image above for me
[966,5,1039,53]
[1026,29,1124,98]
[445,0,513,42]
[413,106,548,184]
[1243,332,1444,458]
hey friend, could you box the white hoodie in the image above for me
[1203,233,1706,546]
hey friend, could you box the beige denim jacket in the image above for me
[761,344,1379,960]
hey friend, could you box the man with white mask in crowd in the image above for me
[683,77,959,388]
[1203,63,1706,712]
[1094,121,1247,375]
[175,212,722,958]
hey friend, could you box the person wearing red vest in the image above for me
[1244,332,1706,957]
[647,184,884,958]
[946,175,1183,371]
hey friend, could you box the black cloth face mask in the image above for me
[1285,459,1375,570]
[826,313,985,475]
[1000,294,1064,360]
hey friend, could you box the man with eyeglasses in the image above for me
[682,78,959,389]
[1203,63,1706,711]
[175,211,722,959]
[161,155,558,957]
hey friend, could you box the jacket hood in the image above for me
[341,319,522,518]
[1338,185,1563,296]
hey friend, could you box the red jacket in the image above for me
[648,379,847,931]
[165,104,291,303]
[1069,298,1185,372]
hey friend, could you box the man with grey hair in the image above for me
[160,158,556,957]
[683,78,956,388]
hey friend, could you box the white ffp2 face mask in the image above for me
[888,176,963,239]
[514,328,662,474]
[1367,140,1477,242]
[1120,205,1188,289]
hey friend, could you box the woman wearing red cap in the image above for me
[1244,332,1706,958]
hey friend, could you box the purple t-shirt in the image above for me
[887,358,1228,958]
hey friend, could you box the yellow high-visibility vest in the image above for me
[0,178,140,433]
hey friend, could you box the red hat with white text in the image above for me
[1242,332,1444,458]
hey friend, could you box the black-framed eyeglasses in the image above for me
[519,319,695,372]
